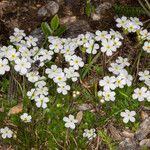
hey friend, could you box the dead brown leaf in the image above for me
[76,111,83,124]
[121,130,134,138]
[108,124,123,141]
[76,103,94,111]
[141,111,148,120]
[140,139,150,147]
[0,107,4,112]
[8,103,23,115]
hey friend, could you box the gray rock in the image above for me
[31,28,44,46]
[64,20,91,38]
[38,1,59,17]
[91,2,113,21]
[135,117,150,141]
[119,138,139,150]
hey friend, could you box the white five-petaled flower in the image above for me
[57,82,70,95]
[103,90,116,101]
[25,36,38,47]
[143,41,150,53]
[99,76,116,91]
[69,55,84,70]
[101,39,117,56]
[83,128,96,140]
[120,110,136,123]
[14,58,31,75]
[63,114,78,129]
[26,71,39,83]
[20,113,32,123]
[0,59,10,75]
[132,87,148,101]
[0,127,13,139]
[34,95,49,108]
[138,70,150,81]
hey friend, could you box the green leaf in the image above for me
[50,15,60,31]
[41,22,52,37]
[85,2,91,17]
[54,26,67,36]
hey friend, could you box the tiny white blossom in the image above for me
[0,59,10,75]
[0,127,13,139]
[83,128,96,140]
[20,113,32,123]
[99,76,116,91]
[120,110,136,123]
[132,87,148,101]
[14,58,31,75]
[63,114,78,129]
[34,95,49,108]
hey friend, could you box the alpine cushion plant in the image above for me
[0,15,149,149]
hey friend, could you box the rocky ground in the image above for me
[0,0,150,149]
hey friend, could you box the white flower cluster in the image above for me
[63,114,97,141]
[27,77,50,109]
[95,29,123,56]
[98,56,132,102]
[132,70,150,102]
[116,16,150,54]
[116,16,143,32]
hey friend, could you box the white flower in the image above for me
[69,55,84,70]
[132,87,148,101]
[95,30,110,41]
[61,45,75,56]
[57,82,70,95]
[139,29,150,40]
[27,88,37,100]
[101,39,117,56]
[9,35,22,43]
[108,63,124,75]
[138,70,150,81]
[64,67,79,82]
[120,72,133,87]
[14,58,31,75]
[84,40,99,54]
[36,86,48,96]
[7,48,20,61]
[45,65,62,79]
[20,113,32,123]
[14,28,26,37]
[120,110,136,123]
[83,128,96,140]
[34,95,49,108]
[25,36,38,47]
[53,72,67,84]
[145,79,150,87]
[99,76,116,91]
[115,75,126,88]
[26,71,39,83]
[0,59,10,75]
[116,16,128,28]
[103,90,116,101]
[63,114,78,129]
[116,57,130,67]
[143,41,150,53]
[0,127,13,139]
[125,21,139,32]
[34,78,46,88]
[49,39,63,53]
